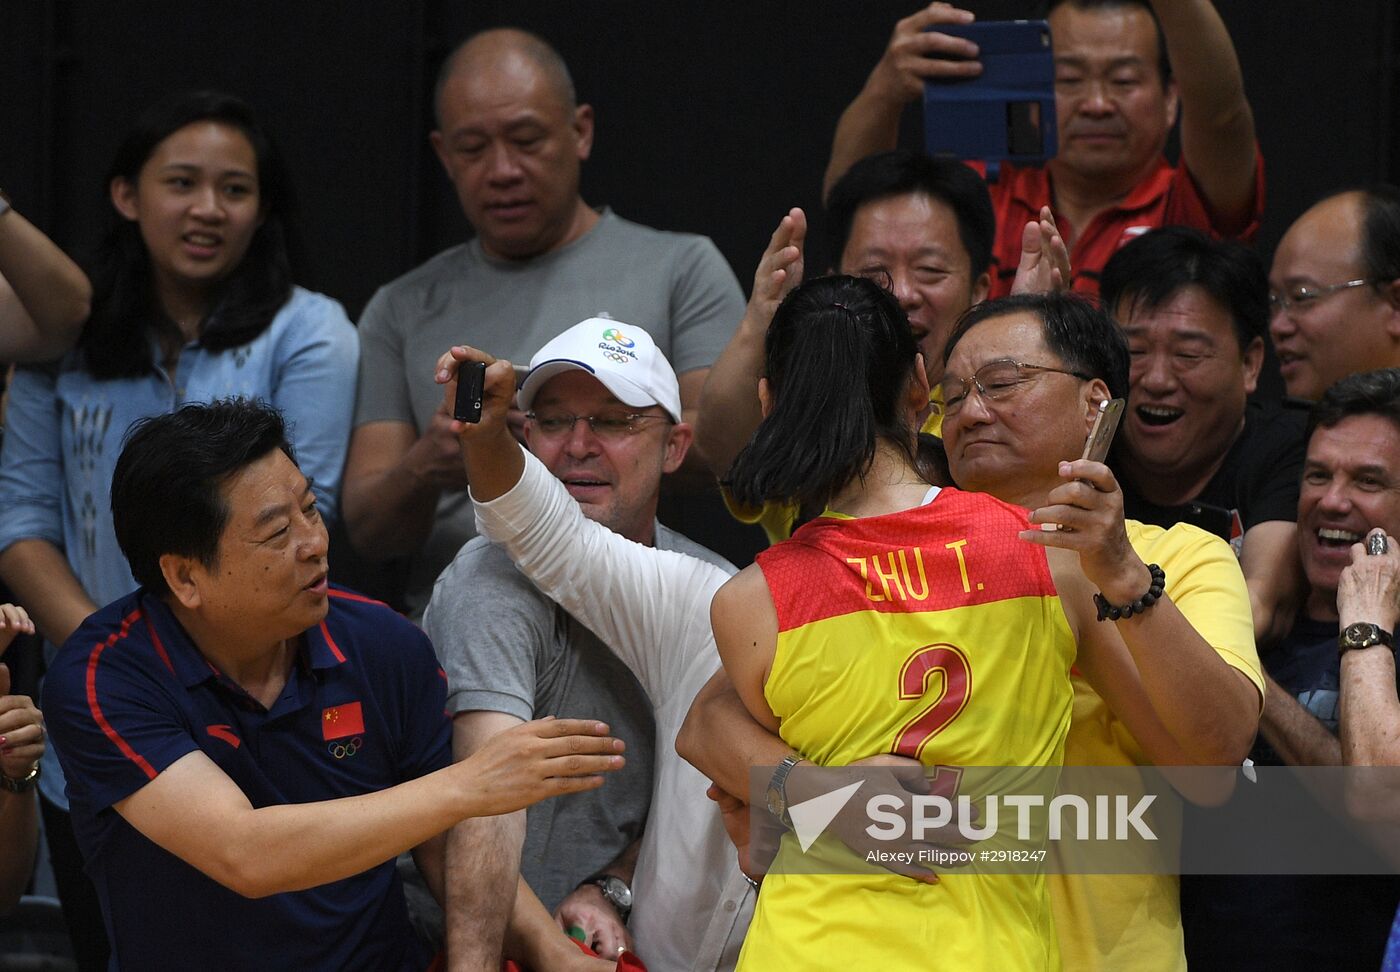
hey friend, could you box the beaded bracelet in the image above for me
[1094,563,1166,622]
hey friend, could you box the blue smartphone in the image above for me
[922,20,1057,166]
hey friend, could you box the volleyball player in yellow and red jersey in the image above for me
[686,291,1261,972]
[712,276,1124,971]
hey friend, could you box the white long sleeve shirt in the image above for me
[473,450,754,972]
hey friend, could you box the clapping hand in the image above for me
[0,604,42,782]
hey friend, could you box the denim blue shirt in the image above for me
[0,286,358,807]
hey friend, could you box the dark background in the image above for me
[4,1,1396,316]
[1,0,1396,572]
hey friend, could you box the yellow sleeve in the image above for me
[720,486,799,545]
[1126,520,1265,709]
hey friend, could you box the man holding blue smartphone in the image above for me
[824,0,1262,299]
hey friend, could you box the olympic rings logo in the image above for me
[328,737,363,759]
[602,351,631,363]
[602,328,635,348]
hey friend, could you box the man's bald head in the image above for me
[434,28,576,129]
[428,26,596,260]
[1269,185,1400,400]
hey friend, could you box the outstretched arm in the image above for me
[1151,0,1258,234]
[824,3,981,199]
[114,718,622,900]
[0,208,91,362]
[440,345,729,696]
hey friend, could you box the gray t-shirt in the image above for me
[424,519,734,913]
[355,208,744,616]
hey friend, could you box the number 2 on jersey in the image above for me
[893,643,971,760]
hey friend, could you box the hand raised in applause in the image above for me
[0,603,42,782]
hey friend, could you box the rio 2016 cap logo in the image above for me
[602,328,635,348]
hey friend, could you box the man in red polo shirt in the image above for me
[824,0,1263,297]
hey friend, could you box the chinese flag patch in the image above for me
[322,701,365,740]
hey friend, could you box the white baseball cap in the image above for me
[518,318,683,423]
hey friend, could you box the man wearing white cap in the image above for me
[426,318,736,970]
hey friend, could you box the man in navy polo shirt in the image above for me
[40,400,624,971]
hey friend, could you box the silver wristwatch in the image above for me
[765,754,804,826]
[583,874,632,922]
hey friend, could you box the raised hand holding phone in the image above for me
[1025,397,1124,533]
[1019,398,1148,596]
[435,347,515,433]
[453,360,486,423]
[434,345,526,502]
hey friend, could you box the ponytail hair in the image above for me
[726,274,920,512]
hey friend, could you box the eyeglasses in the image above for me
[525,410,670,440]
[940,359,1091,415]
[1268,279,1374,316]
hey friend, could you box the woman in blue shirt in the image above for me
[0,91,357,968]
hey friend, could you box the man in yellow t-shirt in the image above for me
[1054,519,1257,971]
[935,294,1263,971]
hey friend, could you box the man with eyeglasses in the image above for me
[425,318,739,969]
[1269,185,1400,402]
[1099,227,1307,647]
[942,293,1262,971]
